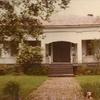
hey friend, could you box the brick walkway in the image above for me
[28,77,84,100]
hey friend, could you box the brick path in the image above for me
[28,77,84,100]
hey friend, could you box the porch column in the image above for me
[77,40,82,63]
[51,43,53,63]
[41,41,46,63]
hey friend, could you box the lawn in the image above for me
[76,75,100,100]
[0,75,47,99]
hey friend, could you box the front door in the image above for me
[53,42,70,62]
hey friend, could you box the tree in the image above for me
[0,0,70,74]
[0,0,43,42]
[0,0,70,42]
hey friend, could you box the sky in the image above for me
[1,0,100,18]
[57,0,100,16]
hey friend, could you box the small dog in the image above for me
[85,91,93,100]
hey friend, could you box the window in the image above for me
[10,42,18,56]
[86,40,93,55]
[0,41,18,57]
[3,42,11,57]
[3,41,18,57]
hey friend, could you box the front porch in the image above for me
[42,40,98,64]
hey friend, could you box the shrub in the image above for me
[15,64,48,75]
[18,64,48,75]
[2,81,21,100]
[76,65,92,75]
[76,65,100,75]
[0,65,15,75]
[16,44,45,75]
[17,45,43,64]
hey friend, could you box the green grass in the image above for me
[0,75,47,99]
[76,75,100,100]
[76,75,100,83]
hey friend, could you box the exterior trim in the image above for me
[44,24,100,29]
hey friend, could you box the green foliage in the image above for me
[76,65,100,75]
[0,12,43,41]
[13,0,70,20]
[17,45,42,64]
[77,65,91,75]
[92,40,100,62]
[23,65,48,75]
[0,0,70,42]
[0,65,15,75]
[0,75,47,99]
[16,44,45,74]
[2,81,20,100]
[0,0,43,42]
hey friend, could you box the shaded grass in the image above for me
[0,75,47,99]
[76,75,100,100]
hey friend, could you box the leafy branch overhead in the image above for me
[0,0,70,41]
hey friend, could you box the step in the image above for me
[48,63,74,76]
[48,68,73,74]
[48,74,74,77]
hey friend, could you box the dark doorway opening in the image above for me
[53,42,71,62]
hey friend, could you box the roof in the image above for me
[43,14,100,26]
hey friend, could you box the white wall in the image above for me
[43,27,100,44]
[0,57,16,64]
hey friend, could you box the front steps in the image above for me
[48,63,74,77]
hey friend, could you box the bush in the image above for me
[18,64,48,75]
[17,45,43,65]
[2,81,21,100]
[76,65,100,75]
[15,64,48,75]
[76,65,91,75]
[16,44,47,75]
[0,65,15,75]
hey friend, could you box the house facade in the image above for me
[42,24,100,64]
[0,16,100,64]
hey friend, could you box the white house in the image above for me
[1,15,100,65]
[42,15,100,64]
